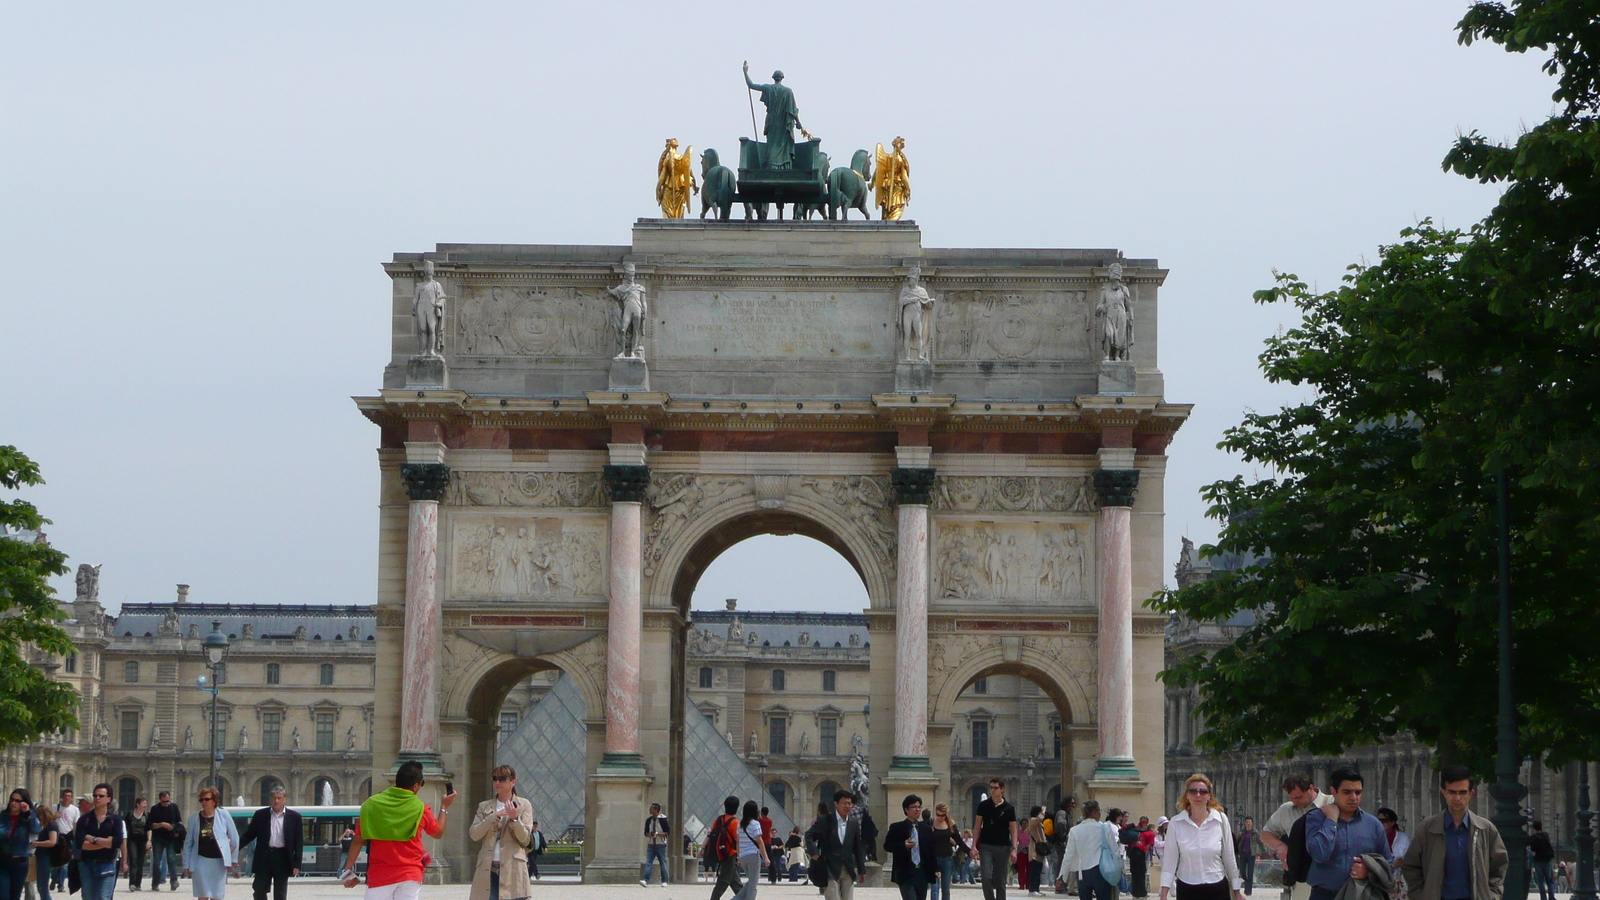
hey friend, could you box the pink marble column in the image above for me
[399,462,449,757]
[894,502,930,763]
[605,498,642,759]
[1096,504,1134,769]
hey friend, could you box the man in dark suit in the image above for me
[238,788,302,900]
[885,795,939,900]
[806,789,867,900]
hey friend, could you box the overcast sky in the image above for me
[3,2,1552,615]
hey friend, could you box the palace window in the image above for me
[315,712,335,751]
[769,718,787,756]
[820,718,838,756]
[319,663,335,686]
[124,661,139,683]
[117,778,139,813]
[973,677,988,695]
[120,711,140,750]
[698,667,713,689]
[263,712,281,751]
[771,669,786,691]
[65,654,77,674]
[767,781,787,811]
[1052,721,1062,759]
[822,670,837,692]
[266,663,280,685]
[972,720,990,759]
[214,663,226,685]
[500,712,519,742]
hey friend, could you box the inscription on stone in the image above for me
[658,290,893,359]
[935,291,1092,361]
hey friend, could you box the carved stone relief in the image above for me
[447,471,607,508]
[642,474,749,577]
[451,516,607,598]
[688,628,727,655]
[934,291,1091,361]
[1023,635,1098,713]
[935,521,1090,602]
[794,475,896,570]
[932,476,1096,513]
[456,285,613,357]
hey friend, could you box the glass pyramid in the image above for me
[499,673,795,843]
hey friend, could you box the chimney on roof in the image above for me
[176,584,190,604]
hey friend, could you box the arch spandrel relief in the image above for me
[447,514,608,600]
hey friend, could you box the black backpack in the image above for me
[1285,815,1312,887]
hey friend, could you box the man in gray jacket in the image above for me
[1401,765,1507,900]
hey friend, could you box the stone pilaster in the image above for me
[889,465,935,771]
[399,453,449,765]
[1091,462,1139,781]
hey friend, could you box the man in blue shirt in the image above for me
[1304,767,1391,900]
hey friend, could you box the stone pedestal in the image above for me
[406,355,448,389]
[879,771,942,839]
[1091,467,1140,781]
[399,459,450,760]
[609,356,650,391]
[584,770,655,883]
[895,359,933,393]
[1097,360,1135,394]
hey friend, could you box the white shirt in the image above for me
[1263,791,1322,841]
[55,804,80,835]
[1060,818,1110,879]
[837,815,848,846]
[491,799,515,863]
[268,808,287,848]
[1160,808,1242,891]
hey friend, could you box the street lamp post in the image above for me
[200,622,230,794]
[1490,469,1528,900]
[1574,764,1597,900]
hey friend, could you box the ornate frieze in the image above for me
[642,474,749,577]
[935,522,1090,602]
[401,464,451,502]
[1093,469,1140,507]
[931,475,1095,513]
[446,472,606,508]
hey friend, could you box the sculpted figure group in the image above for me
[652,65,912,222]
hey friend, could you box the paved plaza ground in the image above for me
[237,879,1581,900]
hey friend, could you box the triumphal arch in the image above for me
[356,218,1187,881]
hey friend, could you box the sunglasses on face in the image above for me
[93,794,110,800]
[492,776,511,782]
[1187,787,1211,795]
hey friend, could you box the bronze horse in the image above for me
[699,149,737,221]
[827,149,873,220]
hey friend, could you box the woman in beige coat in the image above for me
[469,766,534,900]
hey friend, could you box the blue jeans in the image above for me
[1,858,32,900]
[935,857,956,900]
[1079,868,1114,900]
[1238,856,1255,895]
[644,844,671,884]
[152,839,180,887]
[33,852,53,900]
[79,860,118,900]
[1531,860,1553,900]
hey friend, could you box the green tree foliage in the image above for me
[1159,0,1600,776]
[0,445,81,745]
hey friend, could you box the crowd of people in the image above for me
[2,762,1551,900]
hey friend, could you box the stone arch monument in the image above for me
[357,218,1188,882]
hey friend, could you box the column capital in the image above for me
[1093,468,1140,508]
[400,463,451,502]
[890,467,937,505]
[603,464,651,502]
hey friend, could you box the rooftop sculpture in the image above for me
[654,65,912,222]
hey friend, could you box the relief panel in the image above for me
[656,290,895,359]
[455,285,612,357]
[449,514,607,599]
[934,291,1092,361]
[934,520,1093,602]
[447,471,607,508]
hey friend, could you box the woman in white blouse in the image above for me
[1158,774,1244,900]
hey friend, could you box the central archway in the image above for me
[664,507,884,613]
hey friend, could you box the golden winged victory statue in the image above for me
[870,136,911,220]
[655,138,697,218]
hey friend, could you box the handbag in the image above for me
[1098,823,1123,883]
